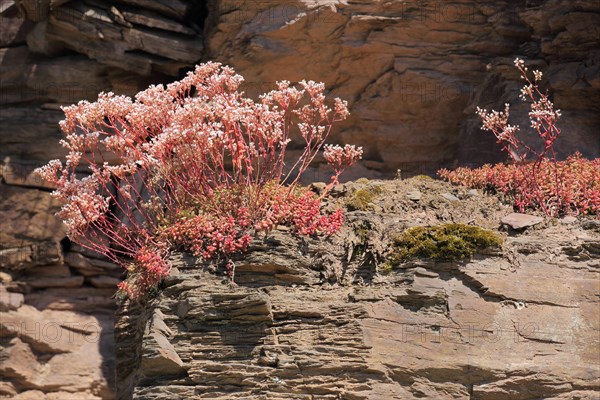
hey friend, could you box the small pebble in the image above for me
[501,212,543,229]
[406,190,422,201]
[442,193,460,202]
[330,184,346,197]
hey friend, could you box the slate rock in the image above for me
[501,213,544,229]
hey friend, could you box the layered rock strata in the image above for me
[116,179,600,399]
[0,184,119,398]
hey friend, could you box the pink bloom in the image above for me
[35,62,361,300]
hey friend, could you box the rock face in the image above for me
[1,0,207,397]
[206,0,600,175]
[1,0,599,398]
[115,178,600,399]
[0,184,119,398]
[1,0,599,178]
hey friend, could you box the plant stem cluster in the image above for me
[36,62,362,299]
[441,59,598,217]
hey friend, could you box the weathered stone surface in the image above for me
[26,275,85,288]
[11,390,106,400]
[0,1,31,47]
[0,285,25,311]
[0,179,117,398]
[204,0,600,176]
[0,183,65,252]
[0,243,63,270]
[501,212,544,229]
[1,0,598,179]
[25,287,117,312]
[120,9,197,35]
[26,20,65,56]
[88,275,121,288]
[116,178,599,399]
[406,190,422,201]
[25,264,71,277]
[0,158,56,189]
[2,305,91,353]
[0,305,116,398]
[0,108,65,161]
[139,330,185,377]
[442,192,460,202]
[0,338,41,389]
[560,215,577,224]
[582,220,600,233]
[1,1,599,399]
[46,1,203,76]
[64,252,103,276]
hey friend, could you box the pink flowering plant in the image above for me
[439,154,599,216]
[440,58,599,217]
[36,62,362,299]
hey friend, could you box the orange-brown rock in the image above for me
[0,182,118,398]
[1,0,599,177]
[116,178,600,399]
[203,0,600,176]
[1,1,599,399]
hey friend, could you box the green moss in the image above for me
[355,226,369,243]
[379,261,394,274]
[347,185,384,211]
[387,223,503,265]
[356,177,370,184]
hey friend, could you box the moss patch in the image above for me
[346,185,384,211]
[387,223,503,265]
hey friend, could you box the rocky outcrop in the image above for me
[1,1,207,396]
[0,183,119,398]
[1,1,599,398]
[1,0,599,177]
[115,178,600,399]
[204,0,600,175]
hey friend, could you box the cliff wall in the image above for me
[115,178,600,399]
[1,1,599,398]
